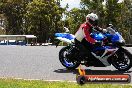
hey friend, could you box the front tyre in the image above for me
[59,46,80,69]
[112,48,132,71]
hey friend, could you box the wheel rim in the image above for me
[61,49,77,67]
[114,53,130,70]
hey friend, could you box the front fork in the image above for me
[111,46,125,62]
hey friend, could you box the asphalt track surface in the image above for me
[0,46,132,82]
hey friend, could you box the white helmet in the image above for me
[86,13,98,26]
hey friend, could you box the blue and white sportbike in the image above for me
[55,27,132,71]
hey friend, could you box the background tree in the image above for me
[0,0,65,43]
[25,0,64,43]
[0,0,131,43]
[105,0,132,43]
[0,0,28,34]
[64,8,85,34]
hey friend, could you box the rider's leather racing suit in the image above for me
[74,22,103,50]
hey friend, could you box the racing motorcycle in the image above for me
[55,26,132,71]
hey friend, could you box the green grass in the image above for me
[0,78,131,88]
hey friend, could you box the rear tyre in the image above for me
[112,48,132,71]
[59,46,80,69]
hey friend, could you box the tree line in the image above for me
[0,0,132,43]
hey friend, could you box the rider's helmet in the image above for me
[86,13,98,27]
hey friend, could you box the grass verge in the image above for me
[0,78,131,88]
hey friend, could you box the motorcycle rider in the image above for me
[74,13,106,51]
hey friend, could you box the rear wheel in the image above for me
[59,46,80,69]
[112,48,132,71]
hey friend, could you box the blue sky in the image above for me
[60,0,81,11]
[60,0,124,11]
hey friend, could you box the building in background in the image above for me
[0,35,37,46]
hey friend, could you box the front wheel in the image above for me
[59,46,80,69]
[112,48,132,71]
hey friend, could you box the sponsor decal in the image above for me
[76,65,131,84]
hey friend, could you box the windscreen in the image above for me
[106,27,116,35]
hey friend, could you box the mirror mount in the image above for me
[64,27,69,33]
